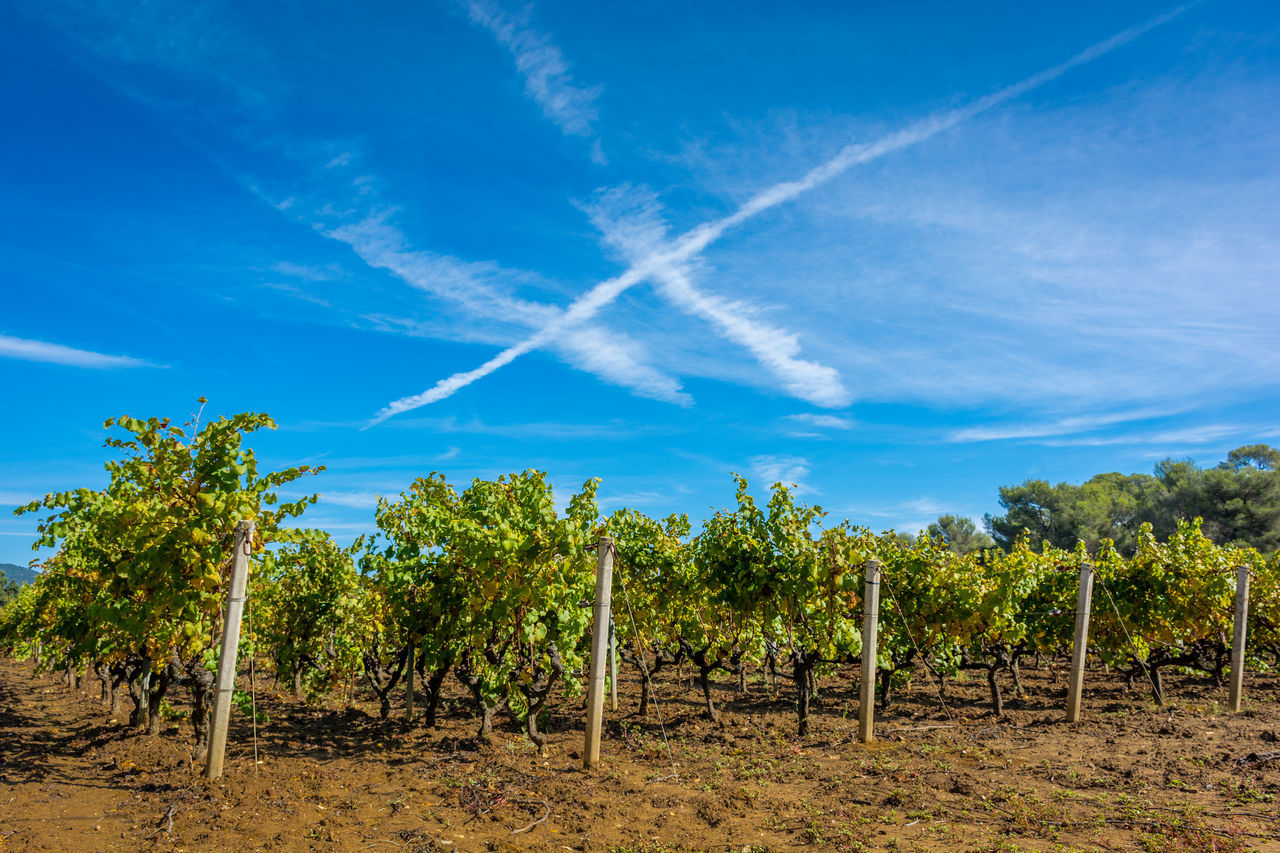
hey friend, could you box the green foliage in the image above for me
[926,515,994,555]
[606,507,697,662]
[254,534,362,697]
[985,445,1280,554]
[1249,552,1280,667]
[8,402,321,744]
[444,471,599,714]
[0,575,23,608]
[871,531,978,686]
[15,404,321,670]
[363,469,600,740]
[6,428,1280,745]
[1089,521,1238,687]
[692,477,864,730]
[231,687,269,724]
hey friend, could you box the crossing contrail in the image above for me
[369,3,1197,425]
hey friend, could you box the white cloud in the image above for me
[376,5,1191,420]
[271,261,345,281]
[317,490,384,509]
[39,2,679,408]
[31,0,278,122]
[1041,424,1274,448]
[786,413,855,430]
[584,185,849,407]
[323,209,688,405]
[948,407,1184,443]
[553,326,692,406]
[462,0,603,150]
[598,488,678,507]
[749,454,811,491]
[837,496,963,535]
[326,210,556,324]
[281,519,377,533]
[0,334,155,369]
[384,415,659,441]
[651,263,849,407]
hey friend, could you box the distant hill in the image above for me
[0,563,38,586]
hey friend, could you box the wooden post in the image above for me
[1065,562,1094,723]
[406,643,416,722]
[858,559,881,744]
[206,519,255,781]
[608,615,618,713]
[584,535,614,769]
[1229,565,1251,713]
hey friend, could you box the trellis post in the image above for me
[1229,565,1251,713]
[858,559,881,744]
[1066,562,1094,723]
[584,535,614,769]
[206,519,255,780]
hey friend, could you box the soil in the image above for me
[1,656,1278,852]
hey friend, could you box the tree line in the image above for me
[923,445,1280,557]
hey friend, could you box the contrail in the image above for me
[370,3,1197,425]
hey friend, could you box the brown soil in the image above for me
[1,656,1278,853]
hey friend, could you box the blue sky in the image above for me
[3,0,1279,565]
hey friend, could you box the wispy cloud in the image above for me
[384,415,665,441]
[584,185,850,407]
[30,0,278,125]
[462,0,604,162]
[271,261,345,281]
[787,413,855,430]
[374,4,1194,423]
[948,407,1184,443]
[280,518,377,534]
[1040,424,1278,448]
[838,496,958,535]
[0,334,155,369]
[35,2,682,408]
[749,454,812,492]
[322,208,689,405]
[317,490,384,509]
[554,326,693,406]
[598,488,679,507]
[325,210,558,325]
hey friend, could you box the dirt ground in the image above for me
[1,655,1277,853]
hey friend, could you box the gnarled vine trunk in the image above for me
[422,661,452,728]
[792,649,821,736]
[456,653,505,741]
[363,646,409,721]
[679,639,723,723]
[518,641,565,756]
[127,657,150,730]
[183,653,216,761]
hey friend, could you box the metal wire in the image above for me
[1095,574,1163,704]
[878,570,954,720]
[248,596,260,771]
[610,541,680,783]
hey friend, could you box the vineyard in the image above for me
[2,409,1279,852]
